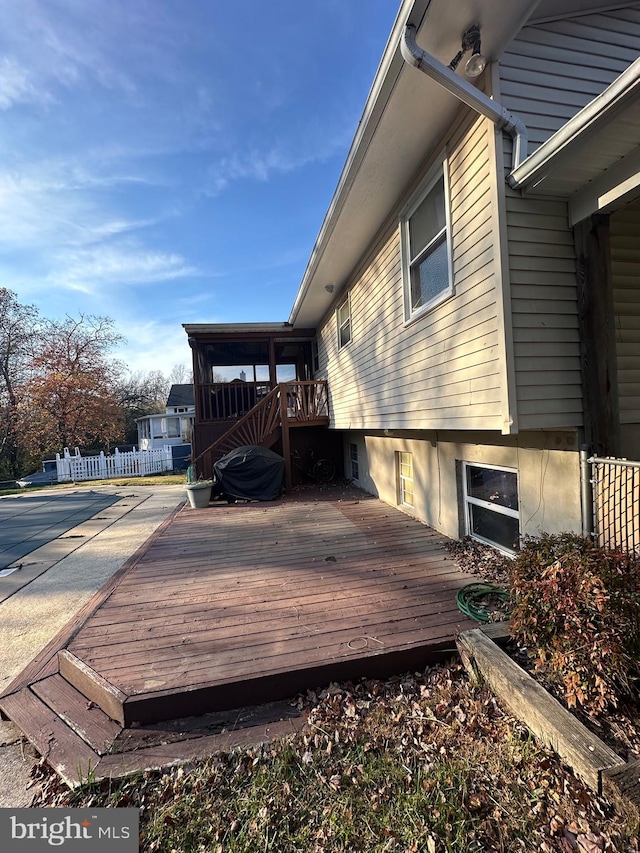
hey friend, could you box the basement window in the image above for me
[397,451,414,509]
[463,463,519,554]
[401,159,453,322]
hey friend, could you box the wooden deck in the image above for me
[0,487,478,784]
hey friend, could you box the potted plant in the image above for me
[184,466,213,509]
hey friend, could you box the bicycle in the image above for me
[291,447,336,483]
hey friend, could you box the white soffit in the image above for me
[532,1,640,23]
[289,0,538,329]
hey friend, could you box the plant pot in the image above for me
[185,482,212,509]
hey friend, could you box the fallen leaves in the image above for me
[28,661,639,852]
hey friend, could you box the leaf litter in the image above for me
[29,660,638,852]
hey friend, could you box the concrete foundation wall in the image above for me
[343,429,582,543]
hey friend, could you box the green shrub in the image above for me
[509,532,640,716]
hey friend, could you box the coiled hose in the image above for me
[456,582,510,623]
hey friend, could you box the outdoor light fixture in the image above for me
[324,283,335,293]
[448,24,487,79]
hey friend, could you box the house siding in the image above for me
[316,109,504,432]
[611,202,640,458]
[500,6,640,153]
[506,192,583,429]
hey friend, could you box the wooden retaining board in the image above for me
[457,628,625,792]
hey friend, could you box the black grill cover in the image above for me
[213,445,285,501]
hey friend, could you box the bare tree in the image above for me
[168,363,193,385]
[115,369,171,444]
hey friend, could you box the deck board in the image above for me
[61,490,477,721]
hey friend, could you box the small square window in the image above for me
[337,296,351,349]
[397,451,414,509]
[349,443,359,481]
[463,463,520,554]
[401,160,453,321]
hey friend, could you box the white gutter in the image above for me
[508,54,640,190]
[400,24,528,168]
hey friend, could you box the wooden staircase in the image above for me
[193,380,329,483]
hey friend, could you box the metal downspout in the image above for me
[400,24,528,168]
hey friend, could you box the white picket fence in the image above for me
[56,446,173,483]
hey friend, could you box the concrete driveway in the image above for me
[0,483,186,806]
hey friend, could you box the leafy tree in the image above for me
[0,288,39,477]
[19,315,125,456]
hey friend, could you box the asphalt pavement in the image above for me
[0,483,186,806]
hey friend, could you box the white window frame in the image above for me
[400,155,454,324]
[336,295,351,350]
[397,451,414,509]
[462,461,520,556]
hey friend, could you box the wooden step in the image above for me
[0,679,305,785]
[32,673,122,754]
[118,635,454,725]
[58,649,128,726]
[0,687,101,788]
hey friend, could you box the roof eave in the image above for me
[287,0,539,329]
[287,0,422,326]
[508,55,640,191]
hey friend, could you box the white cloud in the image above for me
[204,121,352,196]
[0,160,161,251]
[115,318,202,376]
[0,57,53,110]
[205,146,311,195]
[49,245,197,293]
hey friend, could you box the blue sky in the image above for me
[1,0,398,375]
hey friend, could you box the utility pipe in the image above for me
[400,24,528,168]
[579,444,594,540]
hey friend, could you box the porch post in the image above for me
[189,337,203,423]
[279,383,292,490]
[574,215,620,456]
[268,337,277,388]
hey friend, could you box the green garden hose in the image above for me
[456,582,510,623]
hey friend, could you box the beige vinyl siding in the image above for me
[316,109,503,432]
[506,192,583,429]
[500,6,640,153]
[611,203,640,431]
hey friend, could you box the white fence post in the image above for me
[55,452,71,483]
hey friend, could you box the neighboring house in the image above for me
[137,384,195,454]
[186,0,640,554]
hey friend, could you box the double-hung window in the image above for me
[337,296,351,349]
[463,463,520,555]
[401,160,453,321]
[397,451,414,509]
